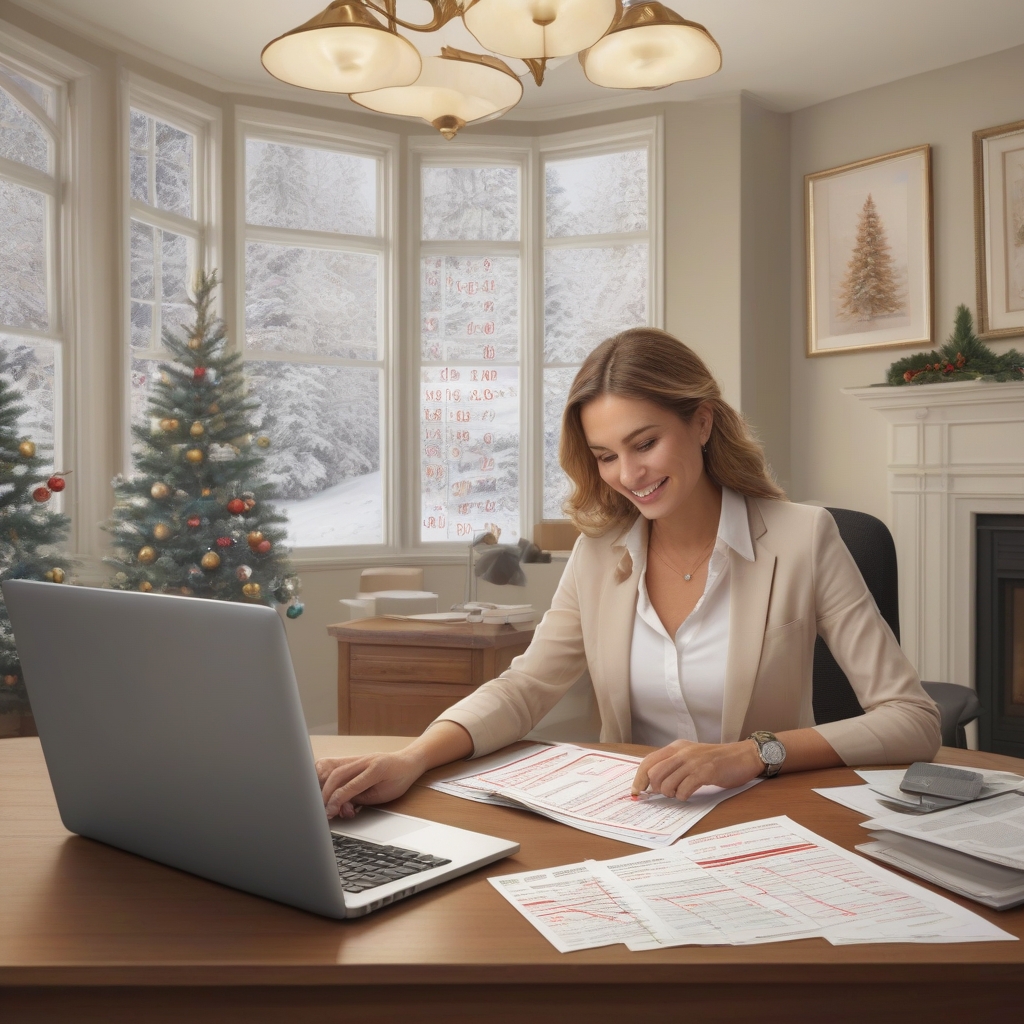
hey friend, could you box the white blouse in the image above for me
[627,486,755,748]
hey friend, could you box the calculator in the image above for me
[899,762,983,802]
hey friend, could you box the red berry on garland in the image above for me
[187,515,201,528]
[227,498,245,515]
[33,486,51,502]
[215,536,233,548]
[193,367,206,380]
[256,539,272,554]
[47,475,66,492]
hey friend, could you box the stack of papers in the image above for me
[858,831,1024,910]
[428,743,758,848]
[488,816,1016,952]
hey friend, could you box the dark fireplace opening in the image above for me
[976,514,1024,756]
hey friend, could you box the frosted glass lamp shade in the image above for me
[462,0,618,59]
[351,50,523,139]
[261,1,422,94]
[580,2,722,89]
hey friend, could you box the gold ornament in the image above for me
[190,421,205,438]
[242,582,262,599]
[187,336,202,350]
[201,488,212,497]
[208,402,220,414]
[3,674,17,687]
[256,435,271,448]
[138,580,153,592]
[137,546,157,565]
[247,531,264,549]
[152,522,172,541]
[180,586,193,596]
[18,440,36,458]
[159,418,180,432]
[50,567,66,583]
[201,551,221,571]
[185,448,204,464]
[150,482,171,500]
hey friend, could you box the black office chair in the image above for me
[812,507,981,749]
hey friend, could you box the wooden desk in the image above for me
[327,617,533,735]
[2,737,1023,1023]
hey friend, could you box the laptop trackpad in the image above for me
[329,807,426,843]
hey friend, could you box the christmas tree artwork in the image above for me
[0,350,74,715]
[105,271,303,617]
[837,193,906,323]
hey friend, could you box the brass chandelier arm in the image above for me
[522,58,548,87]
[362,0,463,34]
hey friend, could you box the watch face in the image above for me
[761,740,786,765]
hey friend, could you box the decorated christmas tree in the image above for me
[0,350,74,715]
[838,193,905,322]
[105,271,303,617]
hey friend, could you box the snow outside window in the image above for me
[542,147,651,518]
[419,163,522,543]
[0,56,62,477]
[242,136,384,548]
[128,106,201,429]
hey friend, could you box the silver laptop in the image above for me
[3,580,518,919]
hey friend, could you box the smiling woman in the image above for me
[316,327,942,820]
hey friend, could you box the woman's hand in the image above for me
[316,720,475,819]
[316,750,427,819]
[631,738,763,801]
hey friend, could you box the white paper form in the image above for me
[675,817,1013,945]
[487,861,669,953]
[589,849,819,950]
[862,791,1024,871]
[430,743,758,848]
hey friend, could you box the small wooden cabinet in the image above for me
[327,617,534,736]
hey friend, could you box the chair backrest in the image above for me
[812,507,901,725]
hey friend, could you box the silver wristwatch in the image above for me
[749,730,786,778]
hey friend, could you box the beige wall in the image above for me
[789,43,1024,517]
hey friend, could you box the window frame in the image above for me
[234,107,399,564]
[535,117,664,526]
[119,73,221,470]
[0,25,91,549]
[408,136,535,553]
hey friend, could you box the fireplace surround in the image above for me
[845,380,1024,751]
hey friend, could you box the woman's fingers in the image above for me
[632,744,684,795]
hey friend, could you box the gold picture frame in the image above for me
[974,118,1024,340]
[805,145,933,357]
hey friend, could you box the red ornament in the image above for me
[33,486,51,503]
[226,498,245,515]
[193,367,206,380]
[187,515,201,528]
[215,536,234,548]
[47,475,66,492]
[256,539,272,554]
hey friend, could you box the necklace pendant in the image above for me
[683,573,692,581]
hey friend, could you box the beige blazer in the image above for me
[436,498,941,765]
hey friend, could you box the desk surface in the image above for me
[3,736,1024,1022]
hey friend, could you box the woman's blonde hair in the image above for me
[560,327,786,536]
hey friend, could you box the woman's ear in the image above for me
[697,403,714,445]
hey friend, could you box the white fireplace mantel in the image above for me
[844,379,1024,690]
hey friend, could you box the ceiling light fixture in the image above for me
[580,3,721,90]
[261,0,722,139]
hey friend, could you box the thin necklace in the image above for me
[649,531,716,582]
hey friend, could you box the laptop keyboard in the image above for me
[332,833,451,894]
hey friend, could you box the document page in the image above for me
[862,791,1024,871]
[430,743,758,847]
[488,816,1015,953]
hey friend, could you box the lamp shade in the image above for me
[580,2,721,90]
[462,0,618,59]
[350,48,523,139]
[261,1,422,94]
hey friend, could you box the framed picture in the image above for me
[805,145,933,356]
[974,118,1024,340]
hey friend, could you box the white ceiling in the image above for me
[14,0,1024,118]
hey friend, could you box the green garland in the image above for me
[885,305,1024,385]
